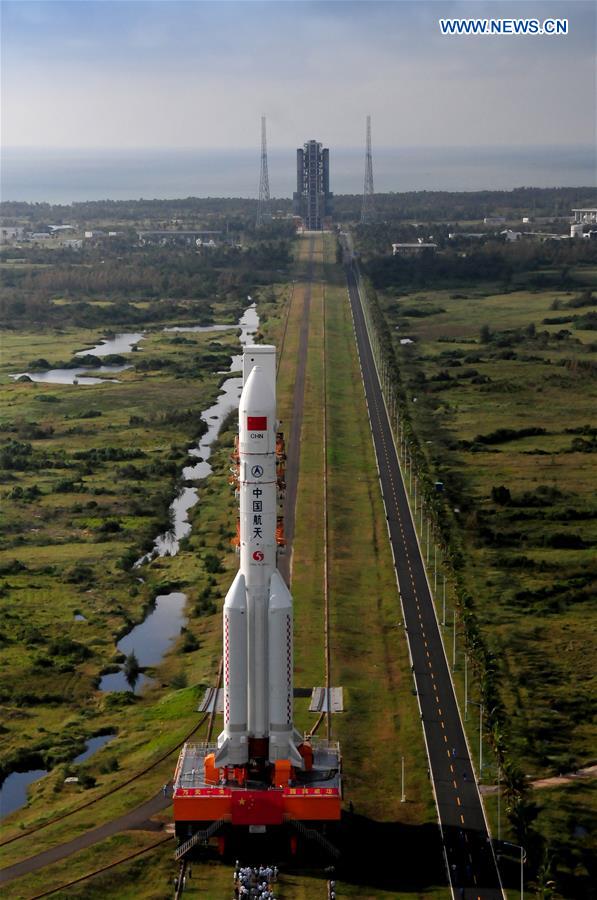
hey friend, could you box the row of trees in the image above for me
[350,258,549,870]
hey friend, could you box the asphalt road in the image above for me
[345,260,504,900]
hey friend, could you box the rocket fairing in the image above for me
[216,348,303,770]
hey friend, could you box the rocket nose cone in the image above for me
[240,365,275,413]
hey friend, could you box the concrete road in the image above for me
[345,260,504,900]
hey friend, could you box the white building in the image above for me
[572,208,597,224]
[0,226,25,242]
[392,242,437,255]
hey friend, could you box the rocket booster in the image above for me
[216,347,302,769]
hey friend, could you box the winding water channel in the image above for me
[100,303,259,692]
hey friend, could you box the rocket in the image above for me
[216,345,303,771]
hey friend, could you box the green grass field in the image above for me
[379,282,597,897]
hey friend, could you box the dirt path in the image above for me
[480,763,597,796]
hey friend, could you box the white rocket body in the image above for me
[216,346,302,768]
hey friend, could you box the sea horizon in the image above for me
[2,144,595,206]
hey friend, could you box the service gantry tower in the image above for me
[293,140,333,231]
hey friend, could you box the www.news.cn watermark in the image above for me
[439,18,568,35]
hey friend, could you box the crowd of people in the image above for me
[233,862,279,899]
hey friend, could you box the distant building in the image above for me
[392,242,437,255]
[572,208,597,224]
[0,226,24,242]
[293,140,333,231]
[30,232,51,240]
[137,230,221,245]
[84,230,105,239]
[49,224,75,233]
[63,239,83,249]
[484,216,506,225]
[501,229,522,242]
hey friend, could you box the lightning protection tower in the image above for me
[361,115,375,224]
[256,116,271,228]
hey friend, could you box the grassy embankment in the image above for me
[378,285,596,896]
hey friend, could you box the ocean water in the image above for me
[1,146,594,205]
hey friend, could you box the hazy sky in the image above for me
[2,0,595,150]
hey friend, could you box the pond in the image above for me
[0,733,116,820]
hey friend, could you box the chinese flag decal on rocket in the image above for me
[247,416,267,430]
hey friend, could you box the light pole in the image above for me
[464,653,468,721]
[414,475,417,510]
[502,841,526,900]
[433,543,437,593]
[452,608,456,671]
[426,518,430,563]
[401,756,406,803]
[497,763,501,842]
[468,700,483,777]
[442,575,446,626]
[479,702,483,776]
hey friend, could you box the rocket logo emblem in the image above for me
[252,550,264,561]
[251,465,264,478]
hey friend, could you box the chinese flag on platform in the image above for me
[247,416,267,431]
[231,790,284,825]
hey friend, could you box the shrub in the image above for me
[204,553,223,574]
[491,485,512,505]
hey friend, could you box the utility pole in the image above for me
[361,115,375,224]
[452,608,456,671]
[479,702,483,776]
[401,756,406,802]
[256,116,270,228]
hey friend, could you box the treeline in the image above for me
[0,240,292,328]
[0,196,291,226]
[334,186,597,222]
[363,239,597,290]
[4,187,595,228]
